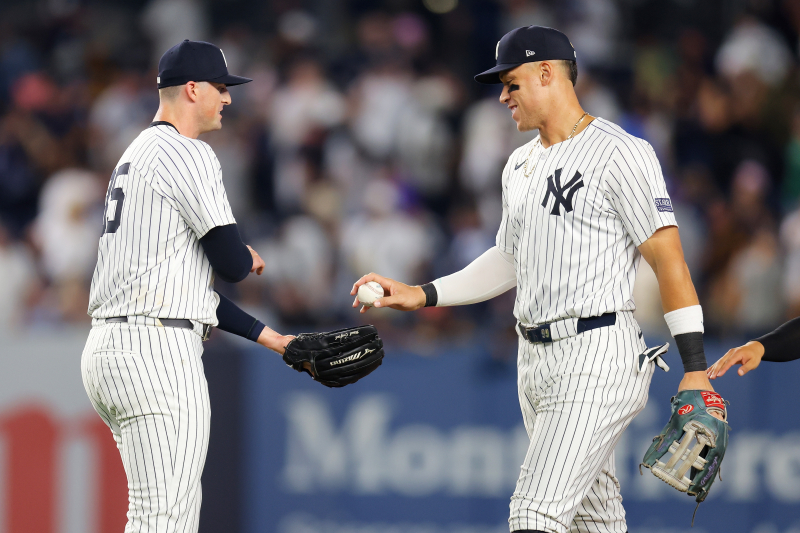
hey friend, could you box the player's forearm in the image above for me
[656,265,707,375]
[639,226,699,312]
[641,227,709,377]
[215,291,266,341]
[650,256,699,313]
[424,246,516,307]
[756,317,800,362]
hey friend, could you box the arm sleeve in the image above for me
[605,140,678,246]
[156,141,236,237]
[431,246,516,306]
[199,224,252,283]
[215,292,266,342]
[757,317,800,362]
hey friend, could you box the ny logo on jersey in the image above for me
[541,168,584,216]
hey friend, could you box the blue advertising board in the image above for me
[241,334,800,533]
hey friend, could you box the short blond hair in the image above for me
[158,85,183,101]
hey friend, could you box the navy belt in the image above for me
[517,312,617,344]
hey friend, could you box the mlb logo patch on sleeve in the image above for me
[654,198,673,212]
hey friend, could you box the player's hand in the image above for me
[256,326,294,354]
[677,371,725,421]
[707,341,764,379]
[247,245,265,275]
[351,273,426,314]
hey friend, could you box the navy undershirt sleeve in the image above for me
[215,292,266,342]
[757,317,800,362]
[199,224,252,283]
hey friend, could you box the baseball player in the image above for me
[707,316,800,378]
[352,26,724,533]
[81,40,295,532]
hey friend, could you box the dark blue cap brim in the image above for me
[208,73,252,86]
[158,73,253,89]
[474,62,526,84]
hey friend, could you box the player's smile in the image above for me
[508,104,519,121]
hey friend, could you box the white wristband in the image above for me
[664,305,704,337]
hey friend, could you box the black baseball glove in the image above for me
[282,325,384,387]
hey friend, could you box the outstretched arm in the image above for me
[708,316,800,378]
[215,292,293,354]
[350,246,516,313]
[638,226,717,396]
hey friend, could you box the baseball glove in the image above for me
[282,325,384,388]
[641,390,729,521]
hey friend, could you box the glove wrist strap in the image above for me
[420,283,438,307]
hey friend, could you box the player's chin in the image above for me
[515,119,535,132]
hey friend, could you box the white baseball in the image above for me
[357,281,385,307]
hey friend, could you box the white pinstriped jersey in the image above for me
[88,124,236,325]
[497,117,677,326]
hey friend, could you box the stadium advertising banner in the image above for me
[0,330,127,533]
[242,336,800,533]
[1,330,799,533]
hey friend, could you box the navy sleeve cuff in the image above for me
[215,292,265,342]
[757,317,800,362]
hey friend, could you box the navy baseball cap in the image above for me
[157,39,252,89]
[474,26,576,84]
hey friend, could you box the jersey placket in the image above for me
[518,146,550,325]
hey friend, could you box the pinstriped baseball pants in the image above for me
[509,312,654,533]
[81,323,211,533]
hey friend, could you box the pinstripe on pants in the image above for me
[509,311,654,533]
[81,323,211,533]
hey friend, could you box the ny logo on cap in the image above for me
[220,49,228,67]
[495,41,500,60]
[526,50,535,57]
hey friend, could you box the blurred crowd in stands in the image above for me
[1,0,800,351]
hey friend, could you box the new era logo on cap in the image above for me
[526,50,535,57]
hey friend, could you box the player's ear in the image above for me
[539,61,553,86]
[185,81,199,102]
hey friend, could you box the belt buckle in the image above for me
[534,323,553,343]
[519,322,553,344]
[201,324,212,341]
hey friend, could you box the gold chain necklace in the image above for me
[523,112,589,177]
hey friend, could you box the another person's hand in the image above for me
[351,273,427,313]
[677,371,725,421]
[247,245,264,275]
[707,340,764,379]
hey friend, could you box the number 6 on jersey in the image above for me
[103,163,129,234]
